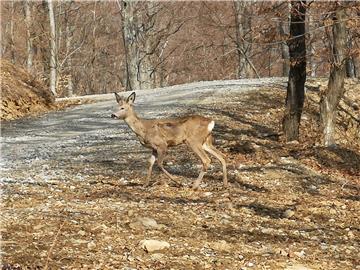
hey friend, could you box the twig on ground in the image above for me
[44,219,66,270]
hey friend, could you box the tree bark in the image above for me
[47,0,57,95]
[234,1,253,78]
[120,0,140,91]
[308,14,317,77]
[319,7,347,147]
[24,0,34,72]
[282,1,307,142]
[10,1,16,63]
[345,31,356,78]
[279,20,290,77]
[65,5,74,97]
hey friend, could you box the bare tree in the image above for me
[282,1,307,141]
[47,0,57,95]
[278,20,290,77]
[320,5,348,146]
[9,1,16,63]
[233,1,253,78]
[308,13,317,77]
[119,1,143,91]
[118,1,186,90]
[24,0,33,72]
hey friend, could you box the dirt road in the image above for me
[1,78,280,182]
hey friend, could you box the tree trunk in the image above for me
[10,1,16,63]
[120,1,140,91]
[319,7,347,147]
[65,7,74,97]
[24,0,34,72]
[47,0,57,95]
[345,31,356,78]
[308,14,317,77]
[279,20,290,77]
[346,57,356,78]
[234,1,253,78]
[282,1,307,142]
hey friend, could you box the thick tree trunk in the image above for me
[137,1,155,90]
[234,1,253,78]
[120,1,140,91]
[24,0,33,72]
[47,0,57,95]
[282,1,307,141]
[319,7,347,147]
[120,1,156,90]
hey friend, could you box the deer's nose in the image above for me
[111,114,117,118]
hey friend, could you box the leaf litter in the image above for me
[1,78,359,269]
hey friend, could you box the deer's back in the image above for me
[144,115,213,146]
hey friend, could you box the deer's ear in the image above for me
[127,92,136,104]
[114,92,123,104]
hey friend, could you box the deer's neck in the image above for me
[124,110,147,139]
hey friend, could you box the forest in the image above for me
[1,1,359,95]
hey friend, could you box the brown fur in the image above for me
[111,92,228,189]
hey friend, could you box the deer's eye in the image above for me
[120,107,125,110]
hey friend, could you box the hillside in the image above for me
[0,60,55,121]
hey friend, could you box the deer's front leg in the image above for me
[156,146,181,186]
[144,150,157,187]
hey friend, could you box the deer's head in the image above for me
[111,92,136,119]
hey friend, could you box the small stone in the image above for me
[151,253,165,260]
[261,228,274,234]
[304,217,311,222]
[348,231,355,239]
[209,240,231,252]
[140,239,170,252]
[34,224,45,230]
[78,230,86,236]
[138,217,158,228]
[283,209,295,218]
[87,241,96,250]
[247,262,254,267]
[294,250,306,257]
[285,265,312,270]
[130,217,166,230]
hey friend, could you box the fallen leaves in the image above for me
[1,79,359,269]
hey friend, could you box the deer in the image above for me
[111,92,228,190]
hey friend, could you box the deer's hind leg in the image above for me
[203,135,228,187]
[187,141,211,190]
